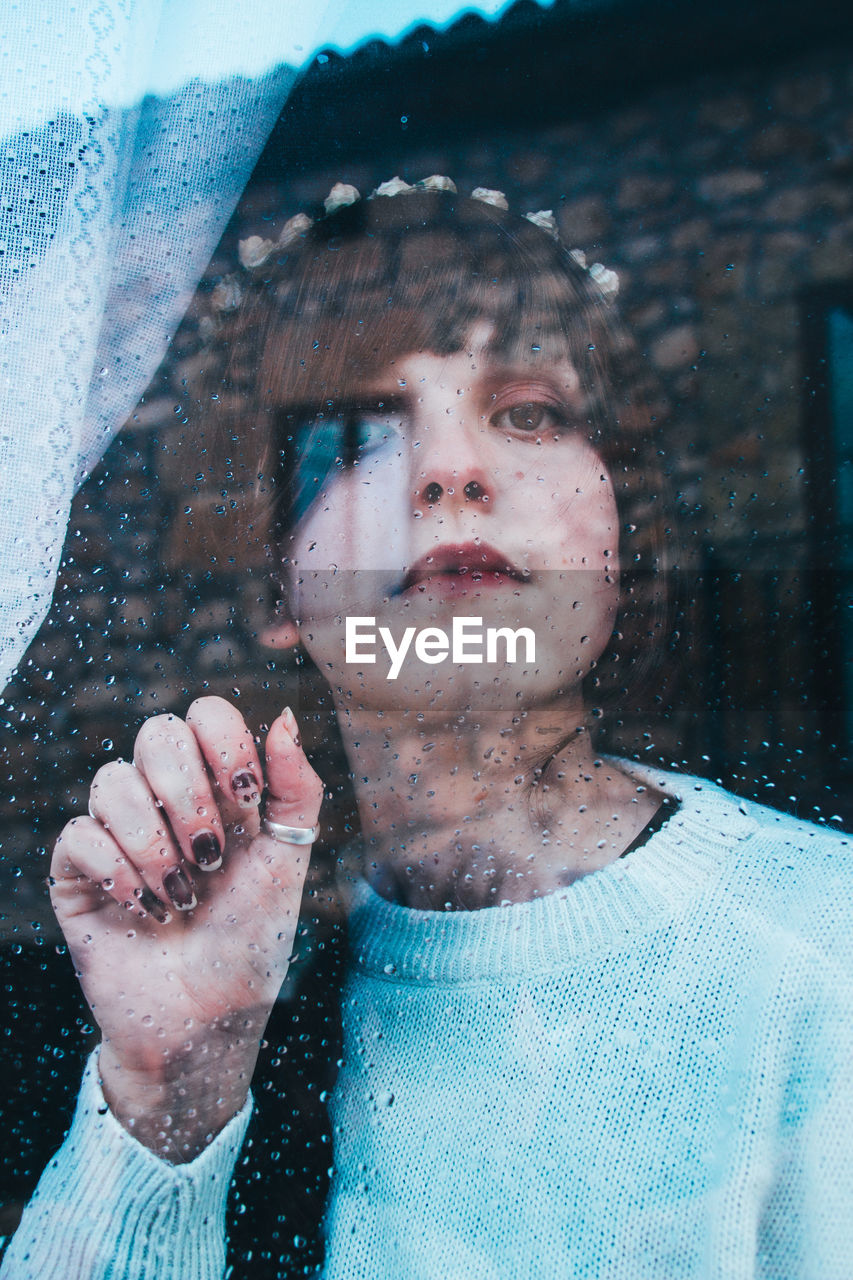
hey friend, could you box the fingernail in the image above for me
[191,830,222,870]
[232,770,260,807]
[137,888,170,923]
[282,705,301,746]
[163,867,196,910]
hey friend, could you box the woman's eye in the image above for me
[351,411,405,459]
[492,401,565,434]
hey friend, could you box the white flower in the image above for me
[417,175,457,192]
[524,209,557,237]
[569,248,588,269]
[372,176,415,197]
[324,183,360,213]
[211,275,243,312]
[589,261,620,298]
[470,187,508,210]
[238,235,275,270]
[277,212,313,248]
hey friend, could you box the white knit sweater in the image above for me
[3,765,853,1279]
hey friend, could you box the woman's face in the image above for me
[284,326,619,715]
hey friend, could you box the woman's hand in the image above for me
[49,696,323,1161]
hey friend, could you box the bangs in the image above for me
[257,193,604,412]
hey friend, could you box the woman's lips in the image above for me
[397,542,529,597]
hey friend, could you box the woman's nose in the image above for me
[413,418,494,510]
[421,478,488,505]
[403,354,496,510]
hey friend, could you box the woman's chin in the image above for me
[296,595,613,721]
[330,654,593,723]
[398,570,527,602]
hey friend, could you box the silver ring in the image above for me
[263,818,319,845]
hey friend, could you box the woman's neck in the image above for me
[336,695,662,910]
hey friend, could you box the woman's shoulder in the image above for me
[617,757,853,961]
[619,755,850,861]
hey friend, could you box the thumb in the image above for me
[263,706,324,832]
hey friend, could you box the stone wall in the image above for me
[2,43,852,938]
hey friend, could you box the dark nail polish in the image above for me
[191,830,222,869]
[232,770,260,806]
[163,867,196,910]
[138,887,170,923]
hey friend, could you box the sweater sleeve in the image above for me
[757,960,853,1280]
[0,1050,252,1280]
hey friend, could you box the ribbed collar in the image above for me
[346,764,758,984]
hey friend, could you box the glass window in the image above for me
[3,6,853,1277]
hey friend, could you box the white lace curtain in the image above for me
[0,0,548,693]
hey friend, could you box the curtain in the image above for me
[0,0,551,693]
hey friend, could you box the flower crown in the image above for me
[208,175,619,325]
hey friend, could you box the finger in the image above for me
[88,760,197,912]
[239,708,323,902]
[264,706,324,829]
[185,696,265,831]
[50,816,171,924]
[132,712,225,872]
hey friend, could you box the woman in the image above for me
[3,181,852,1278]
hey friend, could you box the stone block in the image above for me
[694,235,755,299]
[812,180,853,216]
[756,301,800,350]
[608,105,655,143]
[508,147,549,185]
[680,135,726,168]
[624,300,668,331]
[557,194,611,245]
[173,349,212,392]
[621,234,662,263]
[64,710,137,768]
[697,170,766,203]
[670,218,712,252]
[544,120,585,150]
[192,635,249,674]
[754,234,810,299]
[161,484,273,575]
[809,233,853,282]
[706,427,764,469]
[617,174,675,212]
[765,230,811,256]
[671,369,699,401]
[747,122,824,163]
[115,593,157,635]
[697,93,755,133]
[650,324,700,373]
[124,396,177,431]
[645,257,691,289]
[772,70,833,117]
